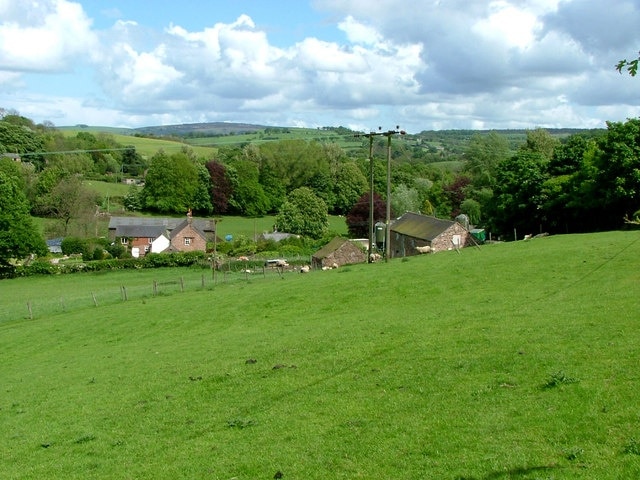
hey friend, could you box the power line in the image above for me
[19,147,134,157]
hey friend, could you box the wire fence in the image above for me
[1,262,308,324]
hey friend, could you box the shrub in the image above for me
[61,237,88,256]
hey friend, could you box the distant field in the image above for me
[60,129,218,159]
[1,231,639,478]
[185,128,364,152]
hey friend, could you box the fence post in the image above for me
[27,301,33,320]
[153,281,158,296]
[91,292,98,307]
[180,276,184,292]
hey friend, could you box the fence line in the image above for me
[1,264,309,324]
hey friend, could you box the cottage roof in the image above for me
[115,225,167,238]
[108,216,216,233]
[312,237,350,259]
[390,212,458,241]
[170,218,206,240]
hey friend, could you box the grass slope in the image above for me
[1,231,640,479]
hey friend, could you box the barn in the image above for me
[311,237,367,269]
[389,212,471,258]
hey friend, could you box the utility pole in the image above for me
[355,128,382,262]
[382,127,405,261]
[355,126,405,262]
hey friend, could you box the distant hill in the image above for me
[60,122,270,137]
[133,122,269,137]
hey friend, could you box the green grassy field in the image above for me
[60,129,218,159]
[1,231,639,479]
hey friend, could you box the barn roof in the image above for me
[312,237,351,259]
[390,212,458,241]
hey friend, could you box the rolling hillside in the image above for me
[1,231,639,478]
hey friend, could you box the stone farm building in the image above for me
[389,212,471,258]
[108,213,218,257]
[311,237,367,269]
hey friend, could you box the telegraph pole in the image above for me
[355,126,405,262]
[382,127,405,261]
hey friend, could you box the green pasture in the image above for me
[185,128,363,151]
[1,231,640,478]
[60,129,218,159]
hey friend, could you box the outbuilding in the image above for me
[311,237,367,269]
[389,212,471,258]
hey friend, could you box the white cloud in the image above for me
[0,0,98,72]
[3,0,640,132]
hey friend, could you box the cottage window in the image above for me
[148,238,153,244]
[184,237,192,246]
[120,237,128,245]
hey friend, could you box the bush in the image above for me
[61,237,89,256]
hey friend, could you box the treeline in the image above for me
[2,110,640,252]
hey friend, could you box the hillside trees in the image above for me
[275,187,329,238]
[0,119,46,169]
[594,119,640,226]
[487,151,549,238]
[332,162,368,214]
[142,150,211,214]
[0,171,47,277]
[227,159,270,216]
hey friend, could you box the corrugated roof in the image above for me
[390,212,456,241]
[312,237,349,259]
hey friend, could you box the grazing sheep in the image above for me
[523,234,532,241]
[300,265,310,273]
[416,245,432,254]
[369,252,382,262]
[332,262,339,269]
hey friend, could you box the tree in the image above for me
[227,159,270,216]
[487,151,549,238]
[346,192,386,238]
[47,175,99,235]
[275,187,328,238]
[391,184,420,216]
[593,118,640,227]
[142,150,203,214]
[205,159,233,214]
[520,128,559,162]
[0,119,46,169]
[616,52,640,76]
[332,162,368,214]
[464,131,510,189]
[0,172,47,277]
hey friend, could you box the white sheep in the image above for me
[300,265,310,273]
[416,245,432,254]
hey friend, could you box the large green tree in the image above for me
[488,151,549,238]
[227,159,270,216]
[142,150,205,214]
[0,171,47,277]
[275,187,328,238]
[332,162,368,215]
[594,118,640,226]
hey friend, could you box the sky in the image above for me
[2,0,640,133]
